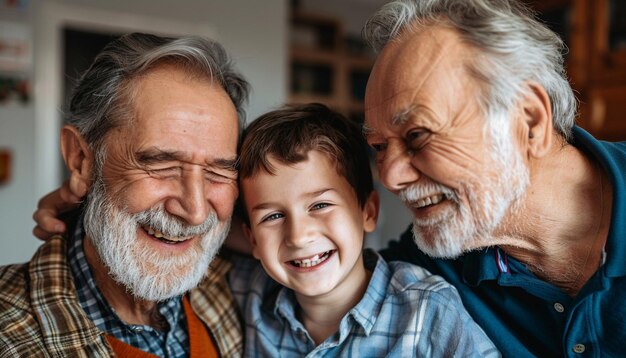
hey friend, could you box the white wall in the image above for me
[46,0,289,121]
[0,0,288,265]
[0,104,38,262]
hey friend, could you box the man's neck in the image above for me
[83,237,165,329]
[294,256,371,345]
[497,144,612,296]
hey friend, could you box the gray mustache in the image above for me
[134,208,219,237]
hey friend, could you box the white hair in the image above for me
[363,0,577,141]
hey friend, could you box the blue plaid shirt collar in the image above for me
[68,213,190,357]
[272,250,386,339]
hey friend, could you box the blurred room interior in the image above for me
[0,0,624,264]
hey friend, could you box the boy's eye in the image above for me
[261,212,284,223]
[311,202,330,211]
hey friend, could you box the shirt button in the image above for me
[573,344,585,354]
[554,302,565,313]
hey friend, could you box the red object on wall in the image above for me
[0,149,11,185]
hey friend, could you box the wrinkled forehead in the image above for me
[364,26,473,130]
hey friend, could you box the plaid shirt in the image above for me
[0,216,243,357]
[68,218,190,357]
[229,249,500,357]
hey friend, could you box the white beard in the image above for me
[83,177,230,301]
[400,112,529,258]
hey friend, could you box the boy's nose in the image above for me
[285,217,316,248]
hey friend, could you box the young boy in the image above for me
[32,104,498,356]
[228,103,498,356]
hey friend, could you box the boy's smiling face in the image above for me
[242,150,378,299]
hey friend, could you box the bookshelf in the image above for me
[288,10,374,123]
[528,0,626,140]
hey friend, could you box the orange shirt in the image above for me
[105,296,219,357]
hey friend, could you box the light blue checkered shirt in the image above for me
[229,249,500,357]
[68,215,190,358]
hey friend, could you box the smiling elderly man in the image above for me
[364,0,626,357]
[0,33,248,356]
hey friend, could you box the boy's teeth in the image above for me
[292,251,331,268]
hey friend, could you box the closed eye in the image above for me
[148,166,182,178]
[204,169,237,184]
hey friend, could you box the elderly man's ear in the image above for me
[60,125,93,199]
[519,82,554,158]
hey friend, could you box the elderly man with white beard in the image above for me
[0,33,248,356]
[364,0,626,357]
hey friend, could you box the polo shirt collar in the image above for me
[572,126,626,277]
[462,248,502,287]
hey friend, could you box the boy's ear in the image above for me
[60,125,94,197]
[362,191,380,233]
[243,223,261,259]
[519,82,553,159]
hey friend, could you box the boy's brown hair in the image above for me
[238,103,374,212]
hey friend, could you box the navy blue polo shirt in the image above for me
[380,127,626,357]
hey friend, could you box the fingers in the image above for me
[33,222,65,241]
[59,182,82,205]
[32,179,85,241]
[32,208,66,234]
[37,180,83,213]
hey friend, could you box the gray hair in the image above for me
[363,0,577,141]
[68,32,250,151]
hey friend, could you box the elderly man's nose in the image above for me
[379,143,420,192]
[165,172,210,226]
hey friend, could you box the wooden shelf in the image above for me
[290,47,338,65]
[288,10,374,120]
[530,0,626,140]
